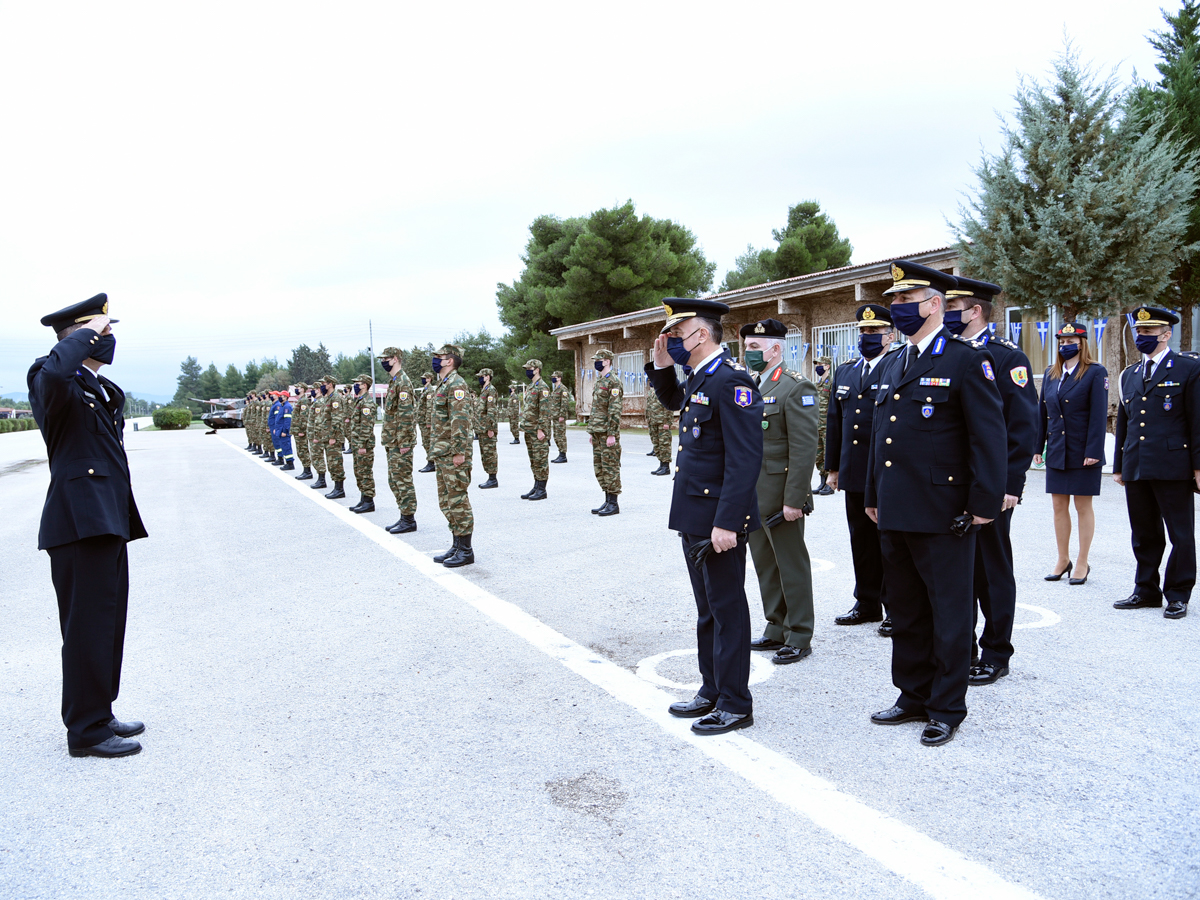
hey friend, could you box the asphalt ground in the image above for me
[1,424,1197,899]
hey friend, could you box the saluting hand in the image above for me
[84,315,111,334]
[652,334,673,369]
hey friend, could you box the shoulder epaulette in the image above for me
[724,358,746,372]
[783,368,806,382]
[951,334,986,350]
[994,338,1019,350]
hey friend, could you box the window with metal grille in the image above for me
[810,321,861,376]
[616,350,645,397]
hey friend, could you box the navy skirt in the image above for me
[1046,465,1102,496]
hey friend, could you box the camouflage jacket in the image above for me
[381,371,417,449]
[588,372,623,437]
[351,391,377,450]
[310,394,334,442]
[551,381,571,421]
[520,378,552,433]
[430,369,473,459]
[335,391,354,442]
[478,383,500,434]
[644,385,672,429]
[508,391,520,423]
[292,397,312,438]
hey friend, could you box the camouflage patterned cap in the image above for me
[355,373,373,386]
[377,346,402,358]
[523,358,542,369]
[435,343,464,358]
[295,382,309,390]
[476,368,493,377]
[551,371,563,378]
[591,348,614,361]
[322,375,337,385]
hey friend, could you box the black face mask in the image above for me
[89,333,117,365]
[477,376,486,386]
[380,360,392,373]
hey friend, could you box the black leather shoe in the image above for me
[834,607,883,626]
[1165,600,1189,619]
[1045,560,1072,582]
[444,534,474,568]
[646,449,656,456]
[1114,593,1162,609]
[870,705,928,725]
[309,474,327,490]
[651,464,670,476]
[968,663,1009,685]
[597,494,620,516]
[419,461,436,473]
[750,636,785,651]
[1068,565,1090,586]
[816,483,834,496]
[772,645,812,665]
[668,694,716,718]
[69,735,142,758]
[521,482,537,500]
[591,495,608,514]
[691,709,753,735]
[386,518,404,533]
[478,475,498,489]
[433,537,459,564]
[921,720,957,746]
[350,496,375,514]
[551,452,567,463]
[877,617,894,637]
[281,460,295,471]
[108,718,145,737]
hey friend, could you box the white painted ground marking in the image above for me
[1013,603,1062,630]
[636,648,773,691]
[223,437,1046,900]
[811,557,835,572]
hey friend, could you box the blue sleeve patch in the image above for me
[801,395,815,406]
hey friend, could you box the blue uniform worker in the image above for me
[268,394,285,465]
[277,391,295,471]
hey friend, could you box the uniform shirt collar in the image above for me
[909,328,940,357]
[693,347,724,373]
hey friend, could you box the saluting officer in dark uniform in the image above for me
[646,298,764,735]
[27,295,149,758]
[944,277,1039,685]
[826,304,901,633]
[1113,306,1200,619]
[864,262,1006,746]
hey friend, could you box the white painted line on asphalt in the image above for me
[636,648,774,691]
[1013,603,1062,630]
[223,437,1045,900]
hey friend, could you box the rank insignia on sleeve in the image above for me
[1010,366,1029,387]
[453,389,466,400]
[801,395,815,406]
[734,387,752,407]
[981,361,995,381]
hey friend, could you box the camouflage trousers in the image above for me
[309,436,326,473]
[525,432,550,480]
[651,423,673,462]
[352,448,375,497]
[387,446,417,514]
[316,441,345,480]
[419,423,432,456]
[553,420,567,452]
[478,436,498,475]
[435,458,473,536]
[509,417,519,440]
[816,424,827,474]
[293,431,310,466]
[591,436,622,494]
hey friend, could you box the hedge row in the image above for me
[153,407,194,430]
[0,417,38,434]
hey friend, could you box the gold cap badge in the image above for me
[663,302,674,318]
[1062,324,1076,334]
[891,264,905,281]
[862,308,876,320]
[1137,308,1151,321]
[754,322,765,333]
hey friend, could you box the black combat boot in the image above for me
[281,460,295,471]
[816,474,834,496]
[478,474,498,489]
[325,480,346,500]
[350,493,374,513]
[651,463,670,476]
[388,514,417,534]
[295,466,313,480]
[591,494,609,514]
[646,449,656,456]
[433,536,460,564]
[443,533,474,568]
[527,479,548,501]
[551,451,567,464]
[419,460,436,473]
[521,481,537,499]
[271,455,285,466]
[510,436,520,445]
[310,473,327,489]
[597,493,620,516]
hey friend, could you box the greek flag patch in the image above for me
[801,395,815,406]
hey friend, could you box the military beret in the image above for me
[659,297,731,334]
[377,346,402,358]
[355,373,373,385]
[739,318,787,339]
[435,344,464,357]
[947,275,1002,302]
[523,358,543,369]
[883,260,957,296]
[1130,306,1179,327]
[40,293,119,332]
[476,368,493,377]
[592,348,615,360]
[855,304,893,327]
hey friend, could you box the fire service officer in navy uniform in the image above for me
[646,298,764,735]
[944,276,1039,685]
[28,295,149,758]
[864,262,1006,746]
[826,303,901,634]
[1113,306,1200,619]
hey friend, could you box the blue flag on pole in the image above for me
[1036,321,1049,348]
[1094,318,1108,344]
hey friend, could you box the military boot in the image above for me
[551,452,567,464]
[478,474,498,489]
[419,460,436,473]
[527,479,548,501]
[294,466,313,480]
[388,514,417,534]
[281,460,295,471]
[443,533,474,568]
[597,493,620,516]
[651,463,670,476]
[510,435,520,444]
[591,494,609,514]
[271,455,285,466]
[646,449,656,456]
[521,481,537,499]
[325,480,346,500]
[350,493,374,513]
[433,536,460,563]
[310,473,327,489]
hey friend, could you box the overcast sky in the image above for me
[0,0,1170,398]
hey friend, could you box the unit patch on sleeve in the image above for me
[733,387,752,407]
[981,361,995,381]
[801,395,815,406]
[1010,366,1029,387]
[453,389,466,400]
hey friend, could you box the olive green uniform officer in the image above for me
[588,349,624,515]
[378,348,419,534]
[475,368,500,488]
[741,319,821,664]
[348,374,377,513]
[550,371,570,463]
[645,383,673,475]
[429,344,476,568]
[814,355,835,495]
[508,382,522,443]
[520,359,553,500]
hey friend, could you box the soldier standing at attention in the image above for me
[645,382,673,475]
[339,386,355,456]
[814,355,835,495]
[476,368,500,489]
[322,379,349,499]
[429,344,476,568]
[741,319,821,665]
[292,384,314,479]
[379,348,419,534]
[306,386,326,485]
[1113,306,1200,619]
[550,370,570,463]
[348,375,377,514]
[418,373,436,473]
[588,349,624,516]
[647,298,764,735]
[508,381,522,444]
[865,261,1006,747]
[520,359,552,501]
[251,393,265,456]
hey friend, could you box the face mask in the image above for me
[477,376,485,386]
[666,333,696,367]
[743,350,767,372]
[890,300,928,336]
[594,360,606,372]
[431,357,443,373]
[1058,343,1080,360]
[859,333,887,359]
[942,310,966,336]
[89,333,116,365]
[380,360,392,373]
[525,369,535,380]
[815,365,826,377]
[1135,333,1163,356]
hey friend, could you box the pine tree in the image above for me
[172,356,203,414]
[197,363,223,401]
[221,364,245,397]
[719,201,852,292]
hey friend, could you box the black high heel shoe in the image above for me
[1044,560,1072,582]
[1068,564,1090,586]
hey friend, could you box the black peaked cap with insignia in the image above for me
[1130,305,1180,327]
[883,260,957,296]
[660,297,731,333]
[738,318,787,339]
[855,304,893,327]
[40,293,118,331]
[1056,322,1089,340]
[947,276,1002,302]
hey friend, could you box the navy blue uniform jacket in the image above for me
[1037,362,1108,470]
[825,347,902,493]
[646,352,764,535]
[974,335,1039,495]
[27,329,148,551]
[864,329,1007,533]
[1113,351,1200,481]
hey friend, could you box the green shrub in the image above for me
[153,407,193,430]
[0,417,39,434]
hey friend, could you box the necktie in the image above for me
[902,345,915,374]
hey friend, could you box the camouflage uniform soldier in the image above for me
[588,349,624,515]
[379,348,419,534]
[417,374,436,473]
[644,383,673,475]
[309,376,346,497]
[250,394,265,455]
[255,393,270,457]
[520,359,552,500]
[508,382,521,443]
[291,384,314,479]
[813,355,835,495]
[550,371,570,463]
[307,385,327,483]
[475,368,500,489]
[339,386,355,454]
[348,375,377,513]
[429,344,475,568]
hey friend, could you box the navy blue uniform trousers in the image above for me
[1125,479,1196,604]
[972,507,1016,665]
[681,532,752,716]
[845,491,885,617]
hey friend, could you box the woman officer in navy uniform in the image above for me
[1034,322,1108,585]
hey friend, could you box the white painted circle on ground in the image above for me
[1013,602,1061,629]
[636,648,773,692]
[811,558,835,572]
